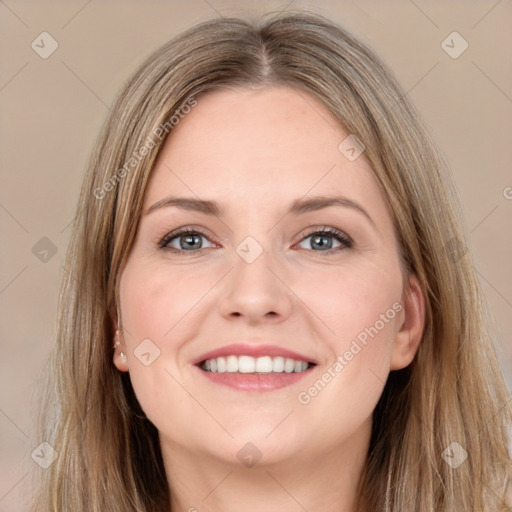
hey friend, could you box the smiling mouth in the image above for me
[199,355,315,374]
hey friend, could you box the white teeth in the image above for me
[238,355,255,373]
[284,358,295,373]
[217,356,226,373]
[201,355,311,374]
[272,356,284,372]
[226,355,238,372]
[255,356,273,373]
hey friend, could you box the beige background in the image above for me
[1,1,511,509]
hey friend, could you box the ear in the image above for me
[390,274,425,371]
[110,304,129,373]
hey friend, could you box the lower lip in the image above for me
[195,366,314,391]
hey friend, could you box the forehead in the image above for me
[144,86,386,220]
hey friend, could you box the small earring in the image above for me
[112,329,120,350]
[119,352,127,362]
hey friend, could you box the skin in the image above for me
[114,86,425,512]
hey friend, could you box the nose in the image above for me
[217,243,293,325]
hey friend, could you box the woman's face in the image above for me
[117,86,423,469]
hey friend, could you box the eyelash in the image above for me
[157,226,353,254]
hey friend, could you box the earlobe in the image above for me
[390,274,426,371]
[110,304,129,372]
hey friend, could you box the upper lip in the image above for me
[192,342,318,366]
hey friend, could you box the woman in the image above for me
[32,10,512,512]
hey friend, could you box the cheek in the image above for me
[293,263,402,439]
[118,260,205,427]
[119,258,212,342]
[296,260,402,353]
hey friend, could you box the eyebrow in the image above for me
[144,195,377,230]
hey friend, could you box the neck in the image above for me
[161,417,371,512]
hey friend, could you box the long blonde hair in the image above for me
[32,10,512,511]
